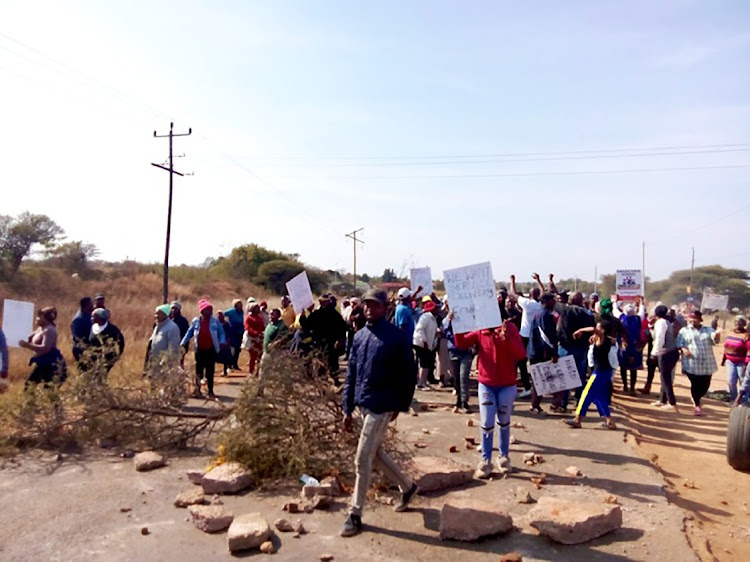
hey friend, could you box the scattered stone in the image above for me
[133,451,166,472]
[515,487,535,504]
[301,484,334,499]
[499,553,523,562]
[448,446,458,453]
[428,404,439,409]
[188,505,234,533]
[306,494,331,510]
[283,502,300,513]
[376,495,395,506]
[120,507,132,513]
[227,513,271,552]
[293,519,306,534]
[275,518,295,532]
[422,428,431,434]
[565,466,583,478]
[530,474,547,489]
[439,502,513,541]
[320,555,334,561]
[414,442,428,449]
[260,541,275,554]
[475,445,482,453]
[186,470,204,485]
[511,422,526,429]
[523,453,544,466]
[604,495,620,505]
[174,488,207,508]
[320,476,344,496]
[528,496,623,544]
[202,462,253,495]
[683,479,697,489]
[210,494,223,505]
[509,435,518,445]
[463,435,476,445]
[140,527,150,536]
[409,456,474,493]
[465,443,474,450]
[466,419,474,427]
[120,450,135,459]
[292,532,300,539]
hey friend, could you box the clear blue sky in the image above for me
[1,0,748,286]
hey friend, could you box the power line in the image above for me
[269,163,750,181]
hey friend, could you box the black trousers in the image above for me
[518,337,531,391]
[658,350,679,405]
[195,348,217,394]
[685,372,712,407]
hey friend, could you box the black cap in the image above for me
[362,289,388,306]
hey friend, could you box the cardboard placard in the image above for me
[443,261,502,334]
[529,355,582,395]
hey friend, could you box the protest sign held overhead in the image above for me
[2,299,35,348]
[285,271,314,313]
[410,267,433,296]
[443,261,502,334]
[616,269,643,299]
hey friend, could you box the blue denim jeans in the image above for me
[451,353,472,407]
[727,361,746,403]
[478,383,517,460]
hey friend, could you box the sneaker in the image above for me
[694,406,702,416]
[518,389,532,399]
[651,401,664,407]
[393,482,418,512]
[564,418,582,429]
[474,459,492,479]
[200,378,207,386]
[208,393,217,400]
[340,514,362,537]
[495,455,511,472]
[661,404,676,412]
[417,384,433,391]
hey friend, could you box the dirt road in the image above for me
[0,376,696,562]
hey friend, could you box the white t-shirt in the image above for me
[517,296,542,338]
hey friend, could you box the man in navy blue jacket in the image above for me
[340,289,418,538]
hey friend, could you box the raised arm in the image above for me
[548,273,558,294]
[532,272,545,292]
[509,274,518,297]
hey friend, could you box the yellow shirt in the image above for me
[281,305,296,329]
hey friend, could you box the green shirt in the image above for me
[263,320,288,353]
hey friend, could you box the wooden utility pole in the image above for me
[642,241,646,300]
[345,228,364,293]
[688,246,695,301]
[152,122,192,304]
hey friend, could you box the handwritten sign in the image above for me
[443,261,502,334]
[529,355,582,396]
[616,269,643,299]
[410,267,433,296]
[701,292,729,311]
[2,299,35,349]
[285,271,314,313]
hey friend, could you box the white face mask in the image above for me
[92,322,108,335]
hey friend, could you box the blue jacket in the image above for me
[181,316,226,353]
[71,310,92,360]
[343,319,417,415]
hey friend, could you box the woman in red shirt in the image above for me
[455,320,526,479]
[242,303,266,375]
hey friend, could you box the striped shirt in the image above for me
[723,331,749,365]
[676,326,717,376]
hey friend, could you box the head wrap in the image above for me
[170,301,182,310]
[198,299,213,313]
[599,297,613,316]
[624,303,636,317]
[155,304,171,317]
[232,298,242,307]
[247,297,256,304]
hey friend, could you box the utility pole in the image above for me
[688,246,695,303]
[642,241,646,300]
[152,122,192,304]
[594,265,598,295]
[345,228,364,293]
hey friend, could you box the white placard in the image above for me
[2,299,35,349]
[443,261,502,334]
[410,267,433,296]
[701,292,729,311]
[529,355,582,396]
[285,271,314,313]
[616,269,643,298]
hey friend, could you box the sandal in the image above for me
[564,419,582,429]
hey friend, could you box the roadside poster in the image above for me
[2,299,35,349]
[443,261,502,334]
[529,355,582,395]
[285,271,314,313]
[410,267,433,296]
[701,292,729,311]
[616,269,643,299]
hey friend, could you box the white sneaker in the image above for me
[495,455,511,472]
[651,401,664,407]
[474,459,492,479]
[201,378,207,386]
[661,404,676,412]
[518,389,532,399]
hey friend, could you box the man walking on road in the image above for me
[341,289,418,538]
[510,273,545,398]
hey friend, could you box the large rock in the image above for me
[227,513,271,552]
[174,488,206,508]
[133,451,166,472]
[439,502,513,541]
[528,496,622,544]
[409,456,474,493]
[202,462,253,495]
[188,505,234,533]
[301,484,334,499]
